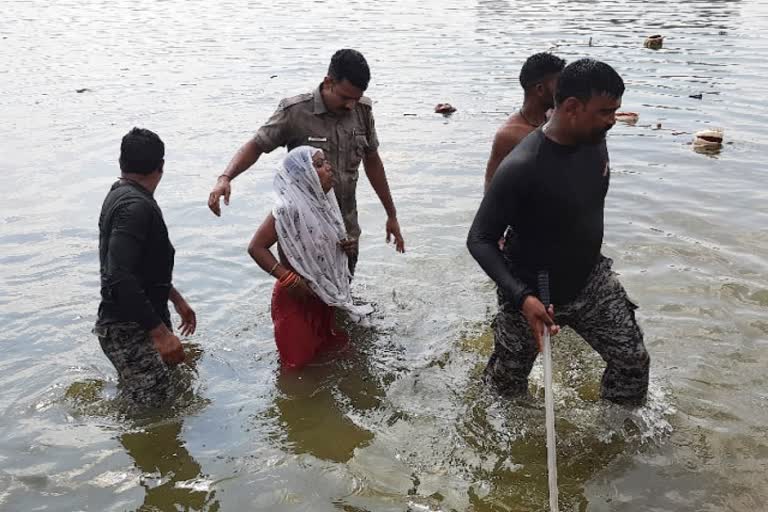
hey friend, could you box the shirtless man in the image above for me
[484,53,566,192]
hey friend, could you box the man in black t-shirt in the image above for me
[467,59,650,405]
[95,128,197,407]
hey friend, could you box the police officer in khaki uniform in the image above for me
[208,49,405,273]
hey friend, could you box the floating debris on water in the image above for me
[434,103,456,115]
[644,35,664,50]
[615,112,639,125]
[689,93,703,100]
[75,88,91,93]
[694,128,723,146]
[693,128,724,153]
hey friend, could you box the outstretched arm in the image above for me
[208,139,264,216]
[209,100,290,216]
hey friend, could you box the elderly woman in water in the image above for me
[248,146,371,369]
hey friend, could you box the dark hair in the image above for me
[119,127,165,175]
[519,52,566,90]
[328,49,371,91]
[555,58,625,105]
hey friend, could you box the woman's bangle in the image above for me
[281,272,301,289]
[279,271,297,285]
[268,262,280,276]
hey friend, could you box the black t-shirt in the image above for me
[97,179,175,330]
[467,128,610,307]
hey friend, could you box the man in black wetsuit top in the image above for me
[467,59,650,406]
[94,128,197,407]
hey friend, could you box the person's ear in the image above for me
[322,76,335,90]
[561,97,583,117]
[157,159,165,175]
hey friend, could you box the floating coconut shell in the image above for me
[644,35,664,50]
[693,128,724,151]
[434,103,457,115]
[615,112,639,125]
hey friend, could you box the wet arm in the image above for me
[168,285,191,309]
[222,100,291,181]
[169,286,182,305]
[363,150,397,219]
[467,165,533,308]
[248,213,290,280]
[219,139,264,181]
[210,102,289,216]
[209,140,264,216]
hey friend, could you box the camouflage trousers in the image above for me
[485,257,650,405]
[93,322,174,407]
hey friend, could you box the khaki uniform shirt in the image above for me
[253,85,379,238]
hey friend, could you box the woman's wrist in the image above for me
[279,270,301,288]
[270,264,291,280]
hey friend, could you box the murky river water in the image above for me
[2,0,768,510]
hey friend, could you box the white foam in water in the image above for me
[598,383,675,444]
[525,344,674,448]
[175,477,216,492]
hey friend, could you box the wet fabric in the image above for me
[273,146,371,319]
[271,278,349,370]
[484,257,650,405]
[467,128,610,308]
[94,322,175,406]
[254,84,380,240]
[97,179,175,330]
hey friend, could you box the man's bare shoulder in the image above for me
[496,114,536,145]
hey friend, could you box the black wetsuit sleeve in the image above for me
[104,200,164,331]
[467,160,534,309]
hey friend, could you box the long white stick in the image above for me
[542,325,559,512]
